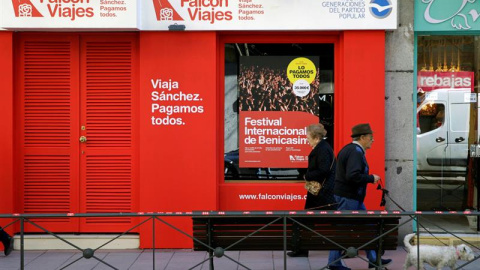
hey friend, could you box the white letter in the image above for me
[151,91,159,101]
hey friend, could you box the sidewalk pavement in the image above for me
[0,248,477,270]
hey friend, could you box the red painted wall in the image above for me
[340,31,386,209]
[6,30,386,248]
[0,32,14,242]
[137,31,386,248]
[139,32,218,248]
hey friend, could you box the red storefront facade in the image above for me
[0,1,397,248]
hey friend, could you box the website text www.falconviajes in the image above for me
[238,193,307,201]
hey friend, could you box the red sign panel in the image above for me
[239,111,317,168]
[417,71,473,92]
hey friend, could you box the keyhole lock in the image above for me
[79,136,87,143]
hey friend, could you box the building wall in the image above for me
[0,32,14,236]
[138,32,218,248]
[385,0,415,239]
[137,31,388,248]
[0,2,404,247]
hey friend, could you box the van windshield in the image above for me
[417,103,445,134]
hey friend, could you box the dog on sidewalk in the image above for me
[403,233,475,269]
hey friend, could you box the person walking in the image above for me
[288,123,336,258]
[327,123,392,270]
[0,227,13,256]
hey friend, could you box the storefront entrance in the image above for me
[15,33,138,233]
[416,36,479,232]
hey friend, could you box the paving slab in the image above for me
[57,251,108,270]
[273,251,312,270]
[200,250,240,270]
[24,250,75,270]
[92,250,142,270]
[128,250,173,270]
[163,250,207,270]
[0,250,44,270]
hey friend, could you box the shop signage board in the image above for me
[0,4,4,31]
[417,71,474,92]
[1,0,138,29]
[238,56,319,168]
[415,0,480,31]
[2,0,397,30]
[141,0,398,30]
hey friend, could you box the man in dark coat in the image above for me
[327,123,391,270]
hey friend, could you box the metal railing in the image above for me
[0,210,479,270]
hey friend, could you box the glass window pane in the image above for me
[224,43,334,181]
[416,36,478,232]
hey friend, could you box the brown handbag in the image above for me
[304,158,335,196]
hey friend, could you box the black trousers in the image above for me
[0,227,10,244]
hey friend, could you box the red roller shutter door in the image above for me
[16,33,138,233]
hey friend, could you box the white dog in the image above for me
[403,233,475,269]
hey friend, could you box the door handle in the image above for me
[455,137,465,143]
[79,136,87,143]
[435,137,445,143]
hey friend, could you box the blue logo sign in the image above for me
[369,0,393,19]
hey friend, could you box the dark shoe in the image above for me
[4,236,13,256]
[368,258,392,269]
[287,250,309,257]
[328,265,352,270]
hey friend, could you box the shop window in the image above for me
[416,35,479,232]
[224,43,334,181]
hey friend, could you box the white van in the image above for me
[416,88,474,177]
